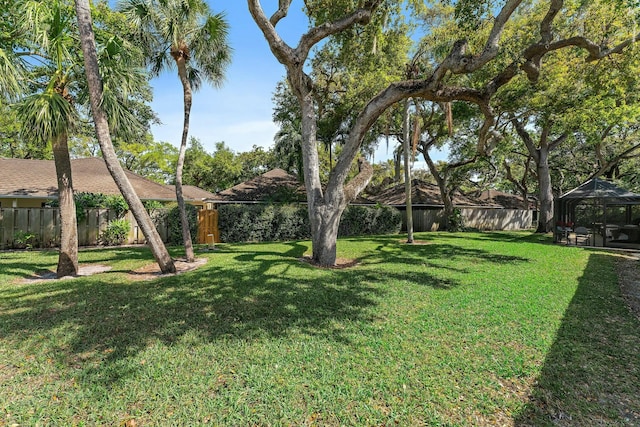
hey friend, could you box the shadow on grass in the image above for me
[515,252,640,425]
[0,245,166,282]
[0,236,533,393]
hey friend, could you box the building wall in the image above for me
[400,207,534,231]
[0,197,50,209]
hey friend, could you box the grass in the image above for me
[0,232,638,425]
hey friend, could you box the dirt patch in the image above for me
[128,257,208,281]
[17,258,208,284]
[19,264,113,283]
[617,253,640,321]
[299,256,359,269]
[400,239,432,245]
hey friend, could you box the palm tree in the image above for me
[17,0,82,277]
[0,0,24,104]
[74,0,176,274]
[15,0,175,276]
[120,0,231,262]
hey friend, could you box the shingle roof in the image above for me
[0,157,186,201]
[165,185,217,201]
[474,189,535,209]
[211,168,306,202]
[368,179,497,207]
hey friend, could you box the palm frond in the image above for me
[17,90,76,143]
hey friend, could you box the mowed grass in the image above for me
[0,232,638,425]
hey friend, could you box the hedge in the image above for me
[218,204,401,243]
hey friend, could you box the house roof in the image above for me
[559,178,640,202]
[165,185,217,201]
[474,189,535,209]
[368,179,498,207]
[210,168,307,202]
[0,157,190,201]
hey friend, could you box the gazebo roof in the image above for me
[559,178,640,203]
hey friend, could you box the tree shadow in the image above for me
[514,252,640,425]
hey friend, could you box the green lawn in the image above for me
[1,232,638,426]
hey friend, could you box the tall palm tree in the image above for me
[16,0,175,277]
[17,0,81,277]
[74,0,176,274]
[120,0,231,262]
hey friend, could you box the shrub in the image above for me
[12,231,37,250]
[100,219,130,246]
[104,195,129,218]
[167,203,199,245]
[218,203,400,243]
[447,208,465,232]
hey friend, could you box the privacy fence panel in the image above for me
[460,208,533,230]
[401,207,533,232]
[0,207,183,249]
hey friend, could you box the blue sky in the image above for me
[147,2,307,154]
[138,1,443,166]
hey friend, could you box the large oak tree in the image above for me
[250,0,639,261]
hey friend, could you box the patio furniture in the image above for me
[574,226,591,245]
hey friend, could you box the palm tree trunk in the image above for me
[74,0,176,274]
[174,56,195,262]
[52,131,78,277]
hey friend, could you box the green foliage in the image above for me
[51,192,129,221]
[339,204,402,236]
[447,207,465,232]
[99,218,130,246]
[218,204,401,243]
[104,195,129,218]
[218,204,311,243]
[11,230,37,250]
[167,203,198,246]
[142,199,164,212]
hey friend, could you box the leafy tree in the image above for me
[120,0,231,263]
[116,137,178,184]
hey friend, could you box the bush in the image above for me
[12,231,37,250]
[100,219,130,246]
[167,203,199,245]
[447,208,465,232]
[218,203,400,243]
[218,204,310,243]
[339,204,402,237]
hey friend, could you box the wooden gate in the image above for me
[197,209,220,244]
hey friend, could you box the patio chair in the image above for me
[574,226,591,246]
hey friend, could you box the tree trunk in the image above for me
[423,149,454,230]
[52,131,78,277]
[310,203,344,266]
[402,100,414,243]
[174,56,195,262]
[74,0,176,274]
[536,148,554,233]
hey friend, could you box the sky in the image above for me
[142,1,445,167]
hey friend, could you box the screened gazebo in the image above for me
[555,178,640,248]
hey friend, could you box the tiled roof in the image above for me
[368,179,497,207]
[211,168,306,202]
[0,157,191,201]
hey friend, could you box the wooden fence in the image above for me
[0,207,220,250]
[0,207,172,250]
